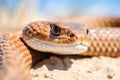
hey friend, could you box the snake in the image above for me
[0,17,120,80]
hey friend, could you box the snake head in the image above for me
[23,21,89,55]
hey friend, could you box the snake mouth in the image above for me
[23,38,88,55]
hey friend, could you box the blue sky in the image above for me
[0,0,120,16]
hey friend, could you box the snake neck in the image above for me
[82,28,120,57]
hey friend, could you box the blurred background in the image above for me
[0,0,120,32]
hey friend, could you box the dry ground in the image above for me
[30,55,120,80]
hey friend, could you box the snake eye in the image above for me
[50,24,60,36]
[87,29,89,34]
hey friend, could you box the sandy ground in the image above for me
[30,56,120,80]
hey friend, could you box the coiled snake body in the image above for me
[0,17,120,80]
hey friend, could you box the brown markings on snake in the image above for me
[0,33,52,80]
[23,21,78,44]
[0,33,32,80]
[82,28,120,57]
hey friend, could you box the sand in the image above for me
[30,56,120,80]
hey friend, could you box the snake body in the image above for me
[0,33,51,80]
[0,17,120,80]
[83,28,120,57]
[0,33,32,80]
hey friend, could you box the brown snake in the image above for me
[0,17,120,80]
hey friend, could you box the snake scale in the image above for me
[0,17,120,80]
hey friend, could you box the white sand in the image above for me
[30,56,120,80]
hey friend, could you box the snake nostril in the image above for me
[70,33,74,37]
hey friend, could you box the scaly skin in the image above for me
[82,28,120,57]
[0,33,32,80]
[0,33,52,80]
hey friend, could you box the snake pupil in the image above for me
[87,29,89,34]
[50,24,60,36]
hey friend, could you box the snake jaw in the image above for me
[23,38,88,55]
